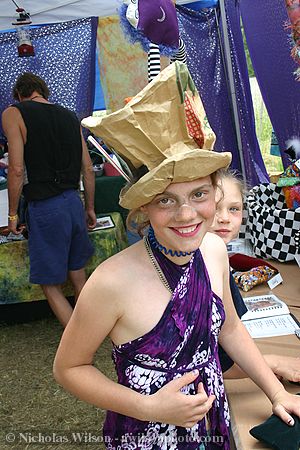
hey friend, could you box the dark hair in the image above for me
[13,72,50,100]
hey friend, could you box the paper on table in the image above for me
[243,314,299,338]
[241,294,289,321]
[227,238,254,256]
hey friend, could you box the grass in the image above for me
[0,306,116,450]
[249,78,284,175]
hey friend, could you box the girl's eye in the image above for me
[193,191,204,199]
[158,197,172,205]
[229,207,241,213]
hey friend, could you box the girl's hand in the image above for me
[146,370,215,428]
[272,390,300,426]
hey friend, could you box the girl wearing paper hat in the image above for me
[54,62,300,449]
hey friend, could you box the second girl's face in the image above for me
[210,177,243,244]
[142,176,216,256]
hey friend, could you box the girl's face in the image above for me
[142,176,216,258]
[210,177,243,244]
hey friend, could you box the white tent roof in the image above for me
[0,0,120,31]
[0,0,191,31]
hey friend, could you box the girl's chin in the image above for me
[160,235,204,254]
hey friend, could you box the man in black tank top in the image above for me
[2,72,97,327]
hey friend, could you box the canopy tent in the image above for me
[0,0,204,111]
[0,0,119,30]
[0,0,299,186]
[0,0,199,30]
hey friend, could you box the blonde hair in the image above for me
[217,169,247,199]
[126,209,150,237]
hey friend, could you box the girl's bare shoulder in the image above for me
[90,240,146,286]
[201,232,227,256]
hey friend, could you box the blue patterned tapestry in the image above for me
[0,17,97,141]
[177,3,269,186]
[241,0,300,168]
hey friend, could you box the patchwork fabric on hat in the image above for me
[282,185,300,209]
[245,183,300,262]
[277,160,300,208]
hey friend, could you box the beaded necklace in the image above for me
[144,236,173,294]
[148,226,196,257]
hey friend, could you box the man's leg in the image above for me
[68,268,87,302]
[41,284,73,328]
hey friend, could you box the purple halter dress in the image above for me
[103,242,230,449]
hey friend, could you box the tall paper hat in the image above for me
[82,62,232,209]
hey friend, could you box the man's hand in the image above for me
[266,354,300,383]
[8,215,25,235]
[86,209,97,230]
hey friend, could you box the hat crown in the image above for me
[82,62,232,209]
[82,61,215,170]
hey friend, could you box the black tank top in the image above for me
[13,101,82,201]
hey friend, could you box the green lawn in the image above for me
[0,312,114,450]
[249,78,283,175]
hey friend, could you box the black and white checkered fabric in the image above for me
[245,183,300,262]
[238,206,248,240]
[294,230,300,253]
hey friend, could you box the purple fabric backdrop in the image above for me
[177,2,269,186]
[241,0,300,168]
[0,17,97,142]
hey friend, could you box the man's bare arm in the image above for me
[2,107,25,233]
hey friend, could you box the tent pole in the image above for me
[218,0,247,182]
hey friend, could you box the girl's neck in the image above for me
[148,226,195,266]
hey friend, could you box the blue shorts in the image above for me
[27,190,94,285]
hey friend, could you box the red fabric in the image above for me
[229,253,278,272]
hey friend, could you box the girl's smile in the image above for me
[170,223,202,237]
[142,177,216,261]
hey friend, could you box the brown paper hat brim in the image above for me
[120,148,232,209]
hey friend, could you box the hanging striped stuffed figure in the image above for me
[147,0,187,82]
[119,0,184,82]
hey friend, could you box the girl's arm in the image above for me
[53,263,146,418]
[218,243,300,425]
